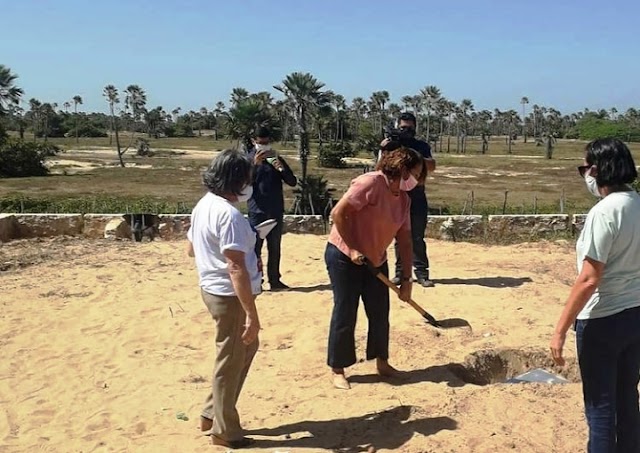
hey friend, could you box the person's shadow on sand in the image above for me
[246,405,457,451]
[348,364,467,388]
[432,276,532,288]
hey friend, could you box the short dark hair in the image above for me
[585,138,638,187]
[254,126,271,139]
[375,146,423,178]
[398,112,417,127]
[202,149,253,196]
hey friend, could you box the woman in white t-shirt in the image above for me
[550,138,640,452]
[187,149,262,449]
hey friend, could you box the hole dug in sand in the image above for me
[448,347,580,386]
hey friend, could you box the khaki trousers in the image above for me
[200,290,259,441]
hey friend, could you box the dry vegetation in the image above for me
[2,135,639,215]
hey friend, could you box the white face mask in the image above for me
[399,174,418,192]
[584,169,601,198]
[255,143,271,152]
[237,185,253,202]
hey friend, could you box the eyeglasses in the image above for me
[577,165,592,178]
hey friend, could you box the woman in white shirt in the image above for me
[187,149,261,449]
[551,138,640,452]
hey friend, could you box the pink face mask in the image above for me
[399,174,418,192]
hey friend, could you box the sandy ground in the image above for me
[0,235,591,452]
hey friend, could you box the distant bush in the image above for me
[75,122,108,138]
[317,142,354,168]
[571,117,640,141]
[0,139,61,177]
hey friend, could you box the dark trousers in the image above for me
[325,243,390,369]
[249,213,283,284]
[576,305,640,453]
[395,190,429,280]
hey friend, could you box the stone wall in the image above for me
[0,212,590,243]
[13,214,84,239]
[0,214,17,243]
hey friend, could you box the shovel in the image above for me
[364,259,442,328]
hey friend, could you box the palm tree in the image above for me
[124,85,147,148]
[171,107,181,123]
[350,97,366,141]
[28,98,42,142]
[459,99,474,153]
[230,88,249,107]
[103,85,123,167]
[520,97,529,142]
[420,85,442,143]
[225,99,271,148]
[72,95,83,144]
[0,65,24,117]
[274,72,330,186]
[63,101,71,113]
[333,94,346,142]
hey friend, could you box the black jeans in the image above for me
[325,243,390,369]
[576,305,640,453]
[249,213,283,285]
[395,190,429,280]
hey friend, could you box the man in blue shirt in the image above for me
[380,112,437,288]
[246,127,298,290]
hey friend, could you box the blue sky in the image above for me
[2,0,639,114]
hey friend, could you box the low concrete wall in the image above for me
[426,215,484,241]
[487,214,570,240]
[0,214,17,242]
[0,212,591,243]
[13,214,84,239]
[572,214,588,234]
[283,215,325,235]
[157,214,191,240]
[83,214,127,239]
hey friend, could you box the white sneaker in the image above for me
[254,219,277,239]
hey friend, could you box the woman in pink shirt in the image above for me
[326,146,424,389]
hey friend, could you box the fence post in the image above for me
[560,188,565,214]
[502,190,509,215]
[470,190,475,215]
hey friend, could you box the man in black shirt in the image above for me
[247,127,298,290]
[380,112,436,288]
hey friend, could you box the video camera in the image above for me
[382,125,415,151]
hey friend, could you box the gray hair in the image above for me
[202,149,253,196]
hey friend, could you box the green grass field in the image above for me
[2,135,639,215]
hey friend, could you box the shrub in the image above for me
[75,122,108,138]
[572,117,640,141]
[290,175,336,218]
[317,142,354,168]
[0,139,61,177]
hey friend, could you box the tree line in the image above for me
[2,64,640,178]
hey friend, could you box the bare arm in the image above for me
[550,257,604,364]
[223,249,260,344]
[186,241,194,257]
[424,158,436,174]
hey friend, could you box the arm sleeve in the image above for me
[418,141,433,159]
[344,176,378,211]
[218,212,250,254]
[580,210,617,264]
[278,157,298,187]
